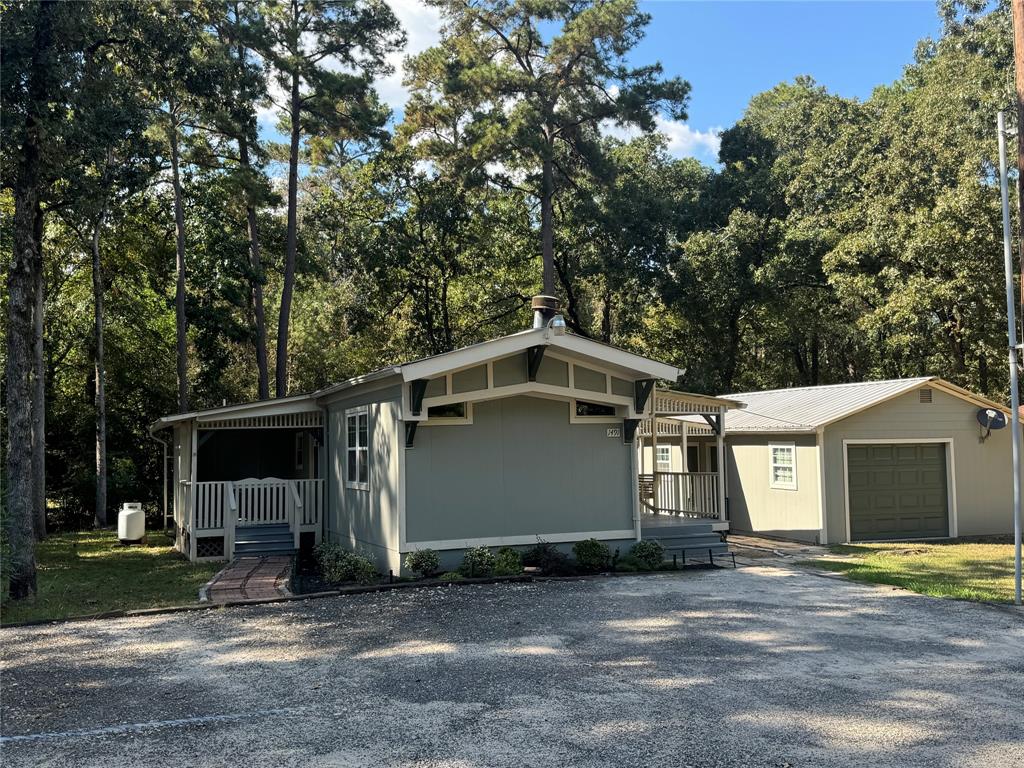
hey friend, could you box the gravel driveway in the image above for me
[2,564,1022,768]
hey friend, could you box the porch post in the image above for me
[717,409,727,522]
[650,414,659,513]
[681,421,688,472]
[638,430,645,475]
[188,419,198,562]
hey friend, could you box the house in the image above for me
[151,303,740,572]
[642,377,1017,544]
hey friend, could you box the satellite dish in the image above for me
[977,408,1008,430]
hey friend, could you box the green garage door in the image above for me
[847,443,949,541]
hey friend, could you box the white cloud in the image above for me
[376,0,444,113]
[603,117,722,163]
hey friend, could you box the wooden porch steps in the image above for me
[234,523,296,557]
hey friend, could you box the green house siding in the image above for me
[405,395,634,544]
[324,383,403,572]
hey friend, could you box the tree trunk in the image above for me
[91,210,108,528]
[168,105,189,413]
[540,153,555,296]
[6,0,55,600]
[276,67,301,398]
[32,202,47,540]
[239,134,270,399]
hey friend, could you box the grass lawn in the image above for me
[801,540,1018,603]
[1,530,222,626]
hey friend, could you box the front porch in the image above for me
[637,390,732,535]
[158,400,326,561]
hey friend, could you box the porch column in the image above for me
[717,410,727,522]
[681,421,688,472]
[650,415,659,513]
[188,420,198,561]
[638,430,645,475]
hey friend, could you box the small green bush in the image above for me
[438,571,464,582]
[494,546,523,576]
[573,538,610,572]
[314,542,379,585]
[615,558,639,573]
[522,540,573,575]
[630,540,665,570]
[404,548,440,578]
[459,546,495,577]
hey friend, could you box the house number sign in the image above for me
[606,427,621,438]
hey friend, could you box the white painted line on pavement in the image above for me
[1,707,305,744]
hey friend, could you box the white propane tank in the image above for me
[118,503,145,544]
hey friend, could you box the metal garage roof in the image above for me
[716,377,940,433]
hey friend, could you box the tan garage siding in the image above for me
[821,386,1017,543]
[726,434,822,542]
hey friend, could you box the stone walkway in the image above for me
[204,556,293,603]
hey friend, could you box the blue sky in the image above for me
[630,1,944,163]
[261,1,944,166]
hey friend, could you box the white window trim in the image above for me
[656,445,671,470]
[569,398,621,424]
[768,442,797,491]
[421,401,474,426]
[345,406,370,491]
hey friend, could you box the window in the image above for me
[656,445,671,470]
[769,443,796,490]
[295,433,305,471]
[428,402,466,419]
[574,400,615,418]
[346,407,369,490]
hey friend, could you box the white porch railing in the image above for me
[192,478,324,557]
[641,472,720,519]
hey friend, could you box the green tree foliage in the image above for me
[2,0,1021,599]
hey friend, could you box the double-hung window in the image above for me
[346,407,369,490]
[656,445,671,470]
[769,443,796,490]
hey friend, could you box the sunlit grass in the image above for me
[801,541,1017,603]
[1,530,221,626]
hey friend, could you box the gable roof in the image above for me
[712,377,1008,434]
[154,329,683,427]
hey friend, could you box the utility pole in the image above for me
[1013,0,1024,325]
[998,112,1023,607]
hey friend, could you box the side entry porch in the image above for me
[161,404,326,562]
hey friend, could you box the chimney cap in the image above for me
[531,294,560,312]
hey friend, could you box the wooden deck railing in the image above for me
[192,478,324,534]
[639,472,720,519]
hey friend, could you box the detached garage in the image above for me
[685,377,1018,545]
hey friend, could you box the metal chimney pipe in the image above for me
[531,295,560,329]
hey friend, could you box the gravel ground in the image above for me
[2,564,1022,768]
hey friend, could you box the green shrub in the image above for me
[494,546,523,576]
[438,571,464,582]
[615,558,639,573]
[573,538,610,572]
[522,540,573,575]
[459,546,495,577]
[314,542,379,585]
[630,540,665,570]
[404,548,440,578]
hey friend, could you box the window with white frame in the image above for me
[295,433,305,471]
[345,407,369,490]
[769,443,796,489]
[656,445,671,470]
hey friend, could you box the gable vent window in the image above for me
[919,388,933,404]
